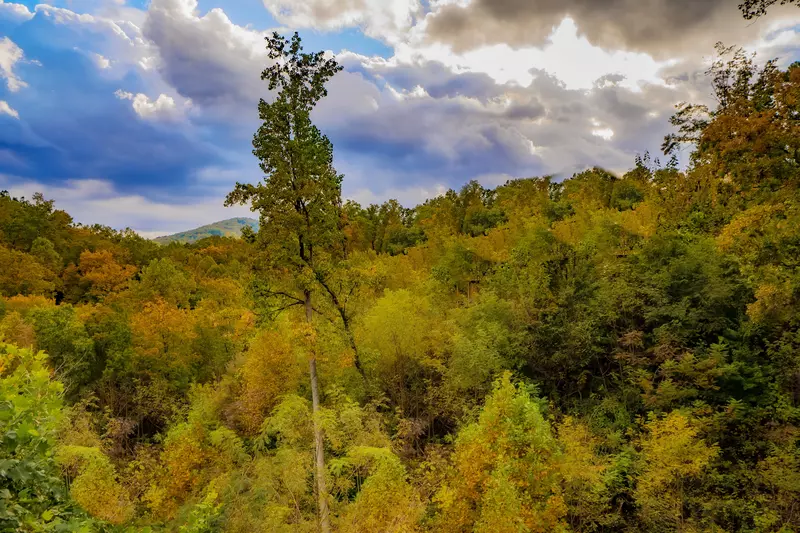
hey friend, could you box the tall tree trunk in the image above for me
[305,289,331,533]
[338,309,363,376]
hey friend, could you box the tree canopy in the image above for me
[1,37,800,532]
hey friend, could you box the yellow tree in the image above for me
[129,297,198,384]
[0,245,55,297]
[78,249,137,298]
[635,411,718,531]
[435,373,569,533]
[236,330,303,434]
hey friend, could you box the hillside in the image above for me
[1,35,800,533]
[152,217,259,245]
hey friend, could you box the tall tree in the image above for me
[225,31,342,533]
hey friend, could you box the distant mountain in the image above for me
[152,217,259,245]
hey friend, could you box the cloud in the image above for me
[0,100,18,119]
[262,0,422,44]
[318,56,691,197]
[4,1,686,202]
[92,52,111,69]
[129,1,776,198]
[142,0,272,113]
[2,0,799,233]
[323,9,800,193]
[338,52,501,101]
[434,18,676,90]
[0,37,27,92]
[32,3,155,71]
[0,175,253,237]
[114,89,191,121]
[0,3,231,199]
[34,4,143,47]
[344,172,520,207]
[0,1,33,24]
[345,182,449,207]
[592,129,614,141]
[423,0,800,59]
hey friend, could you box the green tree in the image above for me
[136,258,196,309]
[28,306,96,397]
[29,238,62,272]
[224,31,343,533]
[635,412,718,531]
[434,373,575,533]
[0,342,95,532]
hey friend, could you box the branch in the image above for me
[267,290,306,305]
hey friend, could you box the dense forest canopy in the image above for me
[1,30,800,533]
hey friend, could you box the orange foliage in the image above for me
[144,423,207,520]
[0,311,35,348]
[79,250,137,297]
[2,294,55,313]
[129,298,197,376]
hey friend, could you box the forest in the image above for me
[2,8,800,532]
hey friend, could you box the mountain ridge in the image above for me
[152,217,259,245]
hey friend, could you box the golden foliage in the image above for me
[336,447,423,533]
[57,445,134,524]
[2,294,55,314]
[129,297,198,375]
[0,245,56,297]
[0,311,35,348]
[144,423,207,520]
[635,411,718,529]
[434,373,568,533]
[78,250,137,297]
[236,330,303,434]
[617,202,660,238]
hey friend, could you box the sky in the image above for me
[2,0,800,237]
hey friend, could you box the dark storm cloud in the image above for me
[503,100,546,120]
[339,55,502,102]
[425,0,796,58]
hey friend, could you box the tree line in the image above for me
[1,24,800,533]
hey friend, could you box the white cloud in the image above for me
[123,0,727,191]
[115,89,191,121]
[0,37,27,92]
[0,1,33,23]
[35,4,156,72]
[35,4,135,43]
[0,176,253,237]
[345,182,449,208]
[744,17,800,66]
[1,0,796,220]
[93,52,111,69]
[262,0,422,45]
[591,128,614,141]
[391,17,677,91]
[0,100,18,119]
